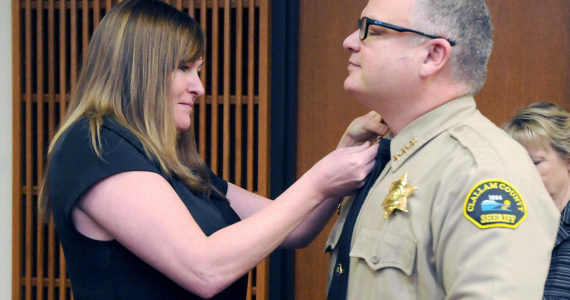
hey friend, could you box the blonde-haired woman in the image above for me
[504,102,570,299]
[39,0,385,299]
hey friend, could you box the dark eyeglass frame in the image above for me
[358,17,457,46]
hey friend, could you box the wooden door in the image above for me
[295,1,569,299]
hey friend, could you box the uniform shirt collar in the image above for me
[389,95,477,173]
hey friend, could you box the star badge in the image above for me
[382,172,417,218]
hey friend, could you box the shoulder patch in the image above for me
[463,179,527,229]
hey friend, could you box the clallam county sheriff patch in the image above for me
[463,179,527,229]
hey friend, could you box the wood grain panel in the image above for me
[479,0,570,124]
[295,0,367,299]
[13,1,271,299]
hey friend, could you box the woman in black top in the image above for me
[504,102,570,299]
[39,0,387,299]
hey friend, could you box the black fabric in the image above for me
[48,117,247,299]
[543,203,570,299]
[327,139,391,300]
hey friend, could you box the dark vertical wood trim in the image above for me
[46,1,57,296]
[256,0,271,298]
[211,0,219,172]
[11,0,22,298]
[235,0,243,187]
[198,0,207,158]
[36,0,46,298]
[58,0,67,118]
[23,1,33,298]
[70,0,78,87]
[82,0,89,61]
[93,0,100,28]
[246,0,254,191]
[222,0,230,179]
[268,0,298,299]
[58,0,69,298]
[187,0,194,17]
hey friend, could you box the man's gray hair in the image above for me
[411,0,493,94]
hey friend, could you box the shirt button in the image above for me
[371,255,379,264]
[335,263,344,277]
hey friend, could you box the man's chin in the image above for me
[343,78,356,93]
[343,79,363,97]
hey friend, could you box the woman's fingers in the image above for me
[339,111,390,148]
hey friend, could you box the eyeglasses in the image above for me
[358,17,457,46]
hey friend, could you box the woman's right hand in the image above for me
[303,142,379,200]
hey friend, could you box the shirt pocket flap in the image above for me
[350,227,416,276]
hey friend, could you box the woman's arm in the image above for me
[225,182,341,248]
[287,112,389,246]
[228,111,390,248]
[75,142,378,298]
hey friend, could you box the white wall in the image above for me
[0,1,12,299]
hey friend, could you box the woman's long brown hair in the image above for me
[39,0,209,220]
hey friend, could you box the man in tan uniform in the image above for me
[326,0,560,299]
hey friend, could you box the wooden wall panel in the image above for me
[295,0,367,299]
[295,1,569,299]
[479,0,570,123]
[12,1,270,299]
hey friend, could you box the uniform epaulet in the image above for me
[447,124,502,168]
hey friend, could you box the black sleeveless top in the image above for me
[48,117,247,299]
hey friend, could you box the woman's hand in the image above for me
[338,111,389,148]
[303,142,379,200]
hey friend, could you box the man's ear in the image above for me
[419,39,452,77]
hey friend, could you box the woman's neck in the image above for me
[555,182,570,212]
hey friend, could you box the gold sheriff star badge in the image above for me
[382,172,417,218]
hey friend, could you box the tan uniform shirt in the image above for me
[326,96,559,299]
